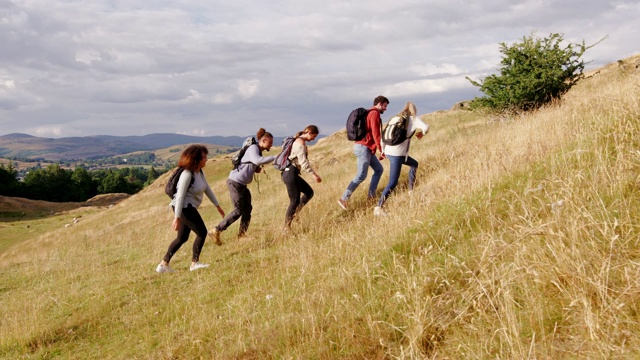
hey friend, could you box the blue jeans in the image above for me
[377,155,418,207]
[341,144,384,201]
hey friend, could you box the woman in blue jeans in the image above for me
[374,102,429,216]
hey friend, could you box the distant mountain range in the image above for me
[0,133,278,161]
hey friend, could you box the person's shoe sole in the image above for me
[337,199,347,210]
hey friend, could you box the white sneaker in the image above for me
[373,206,388,216]
[190,262,210,272]
[156,263,175,273]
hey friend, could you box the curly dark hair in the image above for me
[177,144,208,172]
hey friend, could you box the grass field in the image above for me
[0,54,639,359]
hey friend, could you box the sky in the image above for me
[0,0,638,138]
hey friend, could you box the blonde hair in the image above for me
[399,102,417,118]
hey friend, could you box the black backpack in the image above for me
[231,137,257,169]
[165,167,196,199]
[273,136,296,171]
[382,114,413,146]
[346,107,369,141]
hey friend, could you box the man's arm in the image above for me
[368,111,383,154]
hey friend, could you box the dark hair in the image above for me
[178,144,208,172]
[295,125,320,138]
[257,128,273,140]
[373,95,389,106]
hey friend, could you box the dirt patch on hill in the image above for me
[0,193,130,219]
[84,193,130,207]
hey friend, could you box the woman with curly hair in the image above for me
[156,144,225,273]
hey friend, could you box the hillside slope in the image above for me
[1,55,639,359]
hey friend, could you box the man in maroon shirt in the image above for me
[338,95,389,210]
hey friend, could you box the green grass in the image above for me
[1,55,639,358]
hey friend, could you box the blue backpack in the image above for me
[346,108,369,141]
[273,136,296,171]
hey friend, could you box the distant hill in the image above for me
[0,133,291,161]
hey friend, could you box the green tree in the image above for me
[22,164,73,202]
[98,171,130,194]
[467,32,598,112]
[71,167,97,201]
[0,163,21,196]
[145,166,158,186]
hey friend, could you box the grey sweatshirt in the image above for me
[228,144,275,185]
[170,169,220,218]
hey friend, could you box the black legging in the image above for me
[163,204,208,263]
[281,166,314,226]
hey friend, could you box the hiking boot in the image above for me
[190,262,210,271]
[209,228,222,246]
[373,206,388,217]
[156,263,175,273]
[337,199,348,210]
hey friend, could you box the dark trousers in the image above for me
[216,179,252,235]
[163,204,208,263]
[281,166,314,226]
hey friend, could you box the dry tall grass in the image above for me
[1,55,639,359]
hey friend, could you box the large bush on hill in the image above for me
[467,32,594,112]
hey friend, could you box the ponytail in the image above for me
[257,128,273,140]
[295,125,320,139]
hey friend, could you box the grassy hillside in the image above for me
[1,55,639,359]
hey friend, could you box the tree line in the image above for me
[0,162,167,202]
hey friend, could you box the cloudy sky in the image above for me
[1,0,638,138]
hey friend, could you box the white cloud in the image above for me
[213,93,234,105]
[34,126,63,137]
[384,77,471,98]
[0,0,638,137]
[409,63,465,77]
[237,79,260,99]
[1,79,15,89]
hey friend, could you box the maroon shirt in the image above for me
[355,108,383,154]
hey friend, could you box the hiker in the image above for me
[157,144,226,273]
[281,125,322,230]
[210,128,275,241]
[338,95,389,210]
[374,101,429,216]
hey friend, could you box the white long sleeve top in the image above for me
[382,115,429,157]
